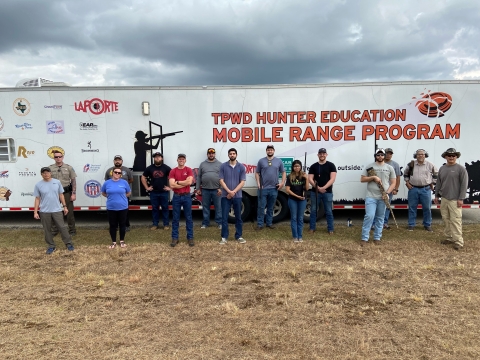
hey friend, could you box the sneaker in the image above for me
[46,247,56,255]
[201,225,207,229]
[66,244,74,251]
[360,240,368,246]
[293,238,299,243]
[163,225,170,230]
[373,239,381,245]
[408,226,414,231]
[266,225,275,229]
[217,224,222,229]
[170,239,178,247]
[125,226,131,232]
[424,226,433,232]
[441,239,454,245]
[219,238,227,245]
[328,231,334,235]
[188,239,195,247]
[308,229,315,234]
[236,237,246,244]
[70,231,77,236]
[255,226,263,231]
[297,238,303,243]
[383,224,391,230]
[150,225,158,230]
[453,244,463,250]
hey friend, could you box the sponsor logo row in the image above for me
[17,143,102,158]
[13,97,118,117]
[2,121,99,133]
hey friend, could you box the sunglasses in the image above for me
[446,154,457,157]
[375,154,385,156]
[113,171,122,174]
[54,156,63,158]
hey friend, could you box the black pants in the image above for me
[108,209,128,242]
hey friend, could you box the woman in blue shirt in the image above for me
[101,169,131,248]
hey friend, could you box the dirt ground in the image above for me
[0,225,479,359]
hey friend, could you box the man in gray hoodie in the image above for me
[196,148,222,229]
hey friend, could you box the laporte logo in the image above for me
[75,98,118,114]
[414,91,452,118]
[13,98,31,116]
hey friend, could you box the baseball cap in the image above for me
[266,144,275,150]
[40,167,51,173]
[385,148,393,154]
[375,148,386,154]
[114,155,123,160]
[177,153,186,159]
[153,152,163,157]
[207,148,216,154]
[318,148,327,153]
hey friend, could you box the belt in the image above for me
[174,192,190,196]
[411,185,430,188]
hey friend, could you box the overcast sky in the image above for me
[1,0,479,87]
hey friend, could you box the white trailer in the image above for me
[1,79,479,221]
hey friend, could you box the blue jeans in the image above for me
[408,186,432,227]
[257,188,277,227]
[383,193,393,225]
[288,198,307,239]
[172,194,193,240]
[150,191,170,227]
[201,189,222,226]
[221,197,242,240]
[361,197,386,241]
[309,192,334,232]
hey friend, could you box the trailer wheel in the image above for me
[227,193,252,223]
[272,192,289,223]
[303,191,325,222]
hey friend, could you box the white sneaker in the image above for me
[217,224,222,229]
[201,225,207,229]
[236,237,246,244]
[298,238,303,243]
[293,238,299,243]
[219,238,227,245]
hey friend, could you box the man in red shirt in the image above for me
[168,154,194,247]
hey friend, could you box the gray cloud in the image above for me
[1,0,479,87]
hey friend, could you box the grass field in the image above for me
[1,224,479,359]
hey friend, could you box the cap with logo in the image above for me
[40,167,51,173]
[177,153,186,159]
[441,148,461,158]
[375,148,386,155]
[266,144,275,150]
[114,155,123,160]
[207,148,216,154]
[153,152,163,157]
[318,148,327,153]
[385,148,393,154]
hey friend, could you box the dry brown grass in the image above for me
[1,224,479,359]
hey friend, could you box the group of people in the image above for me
[33,145,468,254]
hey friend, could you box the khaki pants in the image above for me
[51,191,76,234]
[440,198,463,247]
[40,212,73,248]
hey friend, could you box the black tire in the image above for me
[272,192,289,223]
[303,191,325,222]
[227,193,252,223]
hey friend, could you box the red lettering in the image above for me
[385,109,395,121]
[221,113,230,124]
[331,126,343,141]
[243,113,252,124]
[375,125,389,140]
[104,100,111,112]
[231,113,242,124]
[257,112,267,124]
[321,111,329,123]
[417,124,430,139]
[330,111,340,123]
[445,123,460,139]
[213,128,227,142]
[302,127,316,141]
[352,110,361,121]
[396,109,406,121]
[228,128,240,142]
[370,110,379,121]
[344,126,355,141]
[362,125,375,140]
[430,124,444,139]
[316,126,329,141]
[297,112,306,123]
[307,111,316,123]
[212,113,221,125]
[403,124,416,140]
[289,127,302,141]
[360,110,371,122]
[272,127,283,142]
[389,125,402,140]
[242,127,253,142]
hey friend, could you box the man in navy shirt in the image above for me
[141,152,171,231]
[219,148,246,244]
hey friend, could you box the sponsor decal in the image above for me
[0,117,4,131]
[81,141,99,153]
[74,98,118,114]
[46,121,65,134]
[414,92,452,118]
[19,169,37,176]
[21,192,35,196]
[242,164,257,174]
[84,180,101,198]
[0,187,12,201]
[44,105,63,110]
[15,122,33,130]
[17,146,35,158]
[47,146,65,159]
[79,122,98,130]
[83,164,101,173]
[0,170,9,178]
[337,165,364,171]
[13,98,31,116]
